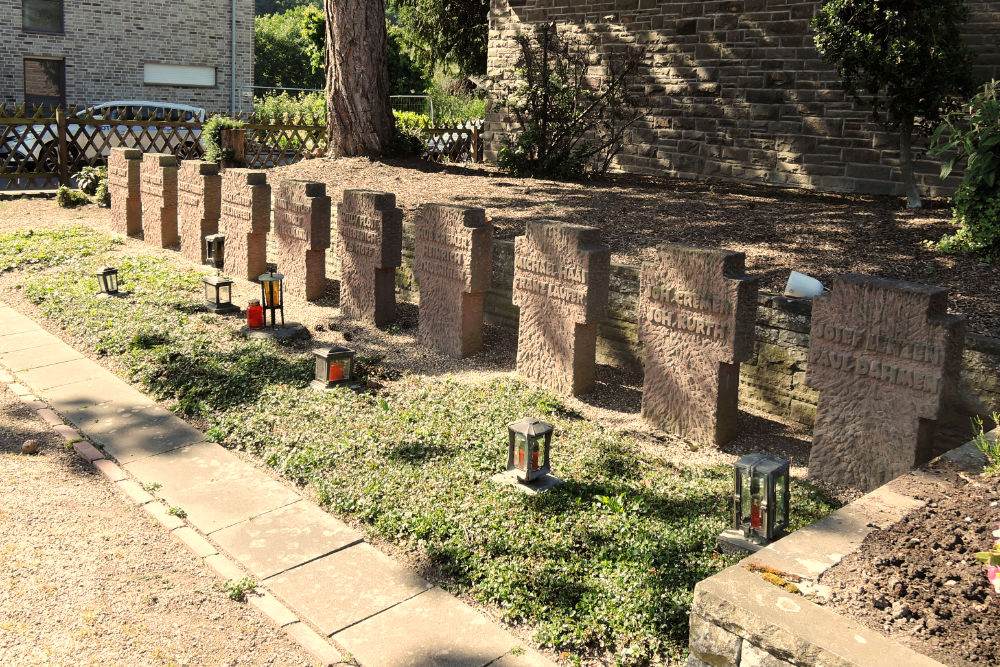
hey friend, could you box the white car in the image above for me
[1,101,206,173]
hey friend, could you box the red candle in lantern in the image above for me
[517,448,539,471]
[328,362,344,382]
[247,300,264,329]
[750,499,762,529]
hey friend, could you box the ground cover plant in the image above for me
[7,231,840,664]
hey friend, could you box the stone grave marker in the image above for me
[414,204,493,357]
[140,152,178,248]
[273,179,331,300]
[807,274,967,492]
[336,190,402,326]
[512,222,610,396]
[638,244,758,446]
[177,160,221,264]
[218,169,270,281]
[108,147,142,237]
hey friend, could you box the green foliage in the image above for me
[55,187,90,208]
[929,80,1000,258]
[299,4,325,74]
[201,116,247,164]
[0,226,121,270]
[218,577,256,602]
[254,5,325,90]
[497,23,642,180]
[253,90,326,123]
[972,412,1000,475]
[94,179,110,208]
[389,0,489,76]
[389,111,426,156]
[427,71,485,122]
[388,23,430,95]
[75,166,106,196]
[812,0,974,132]
[167,506,187,519]
[254,0,318,16]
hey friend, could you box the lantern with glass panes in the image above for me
[205,234,225,269]
[257,265,284,328]
[310,346,357,390]
[732,453,790,545]
[95,266,120,296]
[506,418,553,484]
[202,275,239,313]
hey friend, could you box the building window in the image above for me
[143,64,217,88]
[22,0,64,33]
[24,57,65,110]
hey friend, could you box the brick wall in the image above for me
[0,0,254,113]
[485,0,1000,197]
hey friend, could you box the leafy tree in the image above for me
[389,0,489,76]
[254,0,319,16]
[254,6,325,90]
[812,0,975,208]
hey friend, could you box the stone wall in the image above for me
[485,0,1000,197]
[0,0,253,112]
[306,219,1000,428]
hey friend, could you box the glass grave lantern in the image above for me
[732,453,791,545]
[202,275,239,314]
[95,266,120,296]
[258,265,284,328]
[507,417,553,484]
[205,234,225,269]
[311,346,357,390]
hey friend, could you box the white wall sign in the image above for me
[144,64,216,88]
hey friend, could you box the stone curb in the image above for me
[93,458,126,482]
[173,526,218,558]
[142,500,186,530]
[284,621,345,667]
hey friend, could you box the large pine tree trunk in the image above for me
[899,116,922,209]
[325,0,393,157]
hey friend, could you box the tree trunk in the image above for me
[899,117,922,209]
[325,0,393,157]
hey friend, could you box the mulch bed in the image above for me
[272,157,999,336]
[819,464,1000,666]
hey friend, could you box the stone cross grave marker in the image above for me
[638,244,758,446]
[109,147,142,237]
[219,169,270,281]
[140,152,178,248]
[807,274,966,492]
[273,179,331,301]
[414,204,493,357]
[337,190,402,326]
[513,222,610,396]
[177,160,221,264]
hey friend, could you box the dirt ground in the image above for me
[271,157,999,336]
[819,463,1000,666]
[0,384,318,666]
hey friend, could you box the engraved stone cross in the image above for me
[219,169,270,281]
[273,180,331,301]
[177,160,221,264]
[337,190,402,326]
[140,152,178,248]
[109,147,142,237]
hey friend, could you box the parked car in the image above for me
[1,101,206,173]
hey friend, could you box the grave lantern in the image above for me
[205,234,225,269]
[202,275,238,314]
[258,266,284,328]
[310,346,357,390]
[506,417,553,484]
[732,453,790,545]
[95,266,120,296]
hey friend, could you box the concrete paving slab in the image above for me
[212,500,362,578]
[0,312,43,336]
[70,406,204,463]
[17,358,115,392]
[124,443,302,533]
[284,622,344,666]
[334,587,518,667]
[43,376,154,417]
[490,650,557,667]
[267,543,433,636]
[142,501,185,530]
[0,341,83,371]
[0,329,63,353]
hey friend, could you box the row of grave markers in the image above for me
[109,148,967,493]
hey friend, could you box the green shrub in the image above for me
[55,186,90,208]
[427,72,486,123]
[930,80,1000,258]
[389,111,427,157]
[973,412,1000,475]
[94,180,110,208]
[75,166,106,195]
[253,90,325,123]
[254,5,325,90]
[202,116,247,164]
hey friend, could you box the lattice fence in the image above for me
[233,111,327,168]
[423,120,484,164]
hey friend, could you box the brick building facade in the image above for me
[0,0,254,113]
[485,0,1000,197]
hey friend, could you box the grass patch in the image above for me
[12,240,841,664]
[0,226,122,271]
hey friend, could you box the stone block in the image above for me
[140,152,179,248]
[337,190,403,326]
[688,613,742,666]
[109,147,142,236]
[219,169,271,281]
[177,160,221,264]
[273,179,331,300]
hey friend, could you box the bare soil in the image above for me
[0,384,317,666]
[819,463,1000,666]
[270,157,1000,336]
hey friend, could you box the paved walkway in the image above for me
[0,303,553,667]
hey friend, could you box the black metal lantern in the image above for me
[205,234,225,268]
[310,346,357,390]
[732,453,791,545]
[202,275,239,314]
[258,266,284,328]
[95,266,119,295]
[507,417,553,484]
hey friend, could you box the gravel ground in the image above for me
[0,384,319,666]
